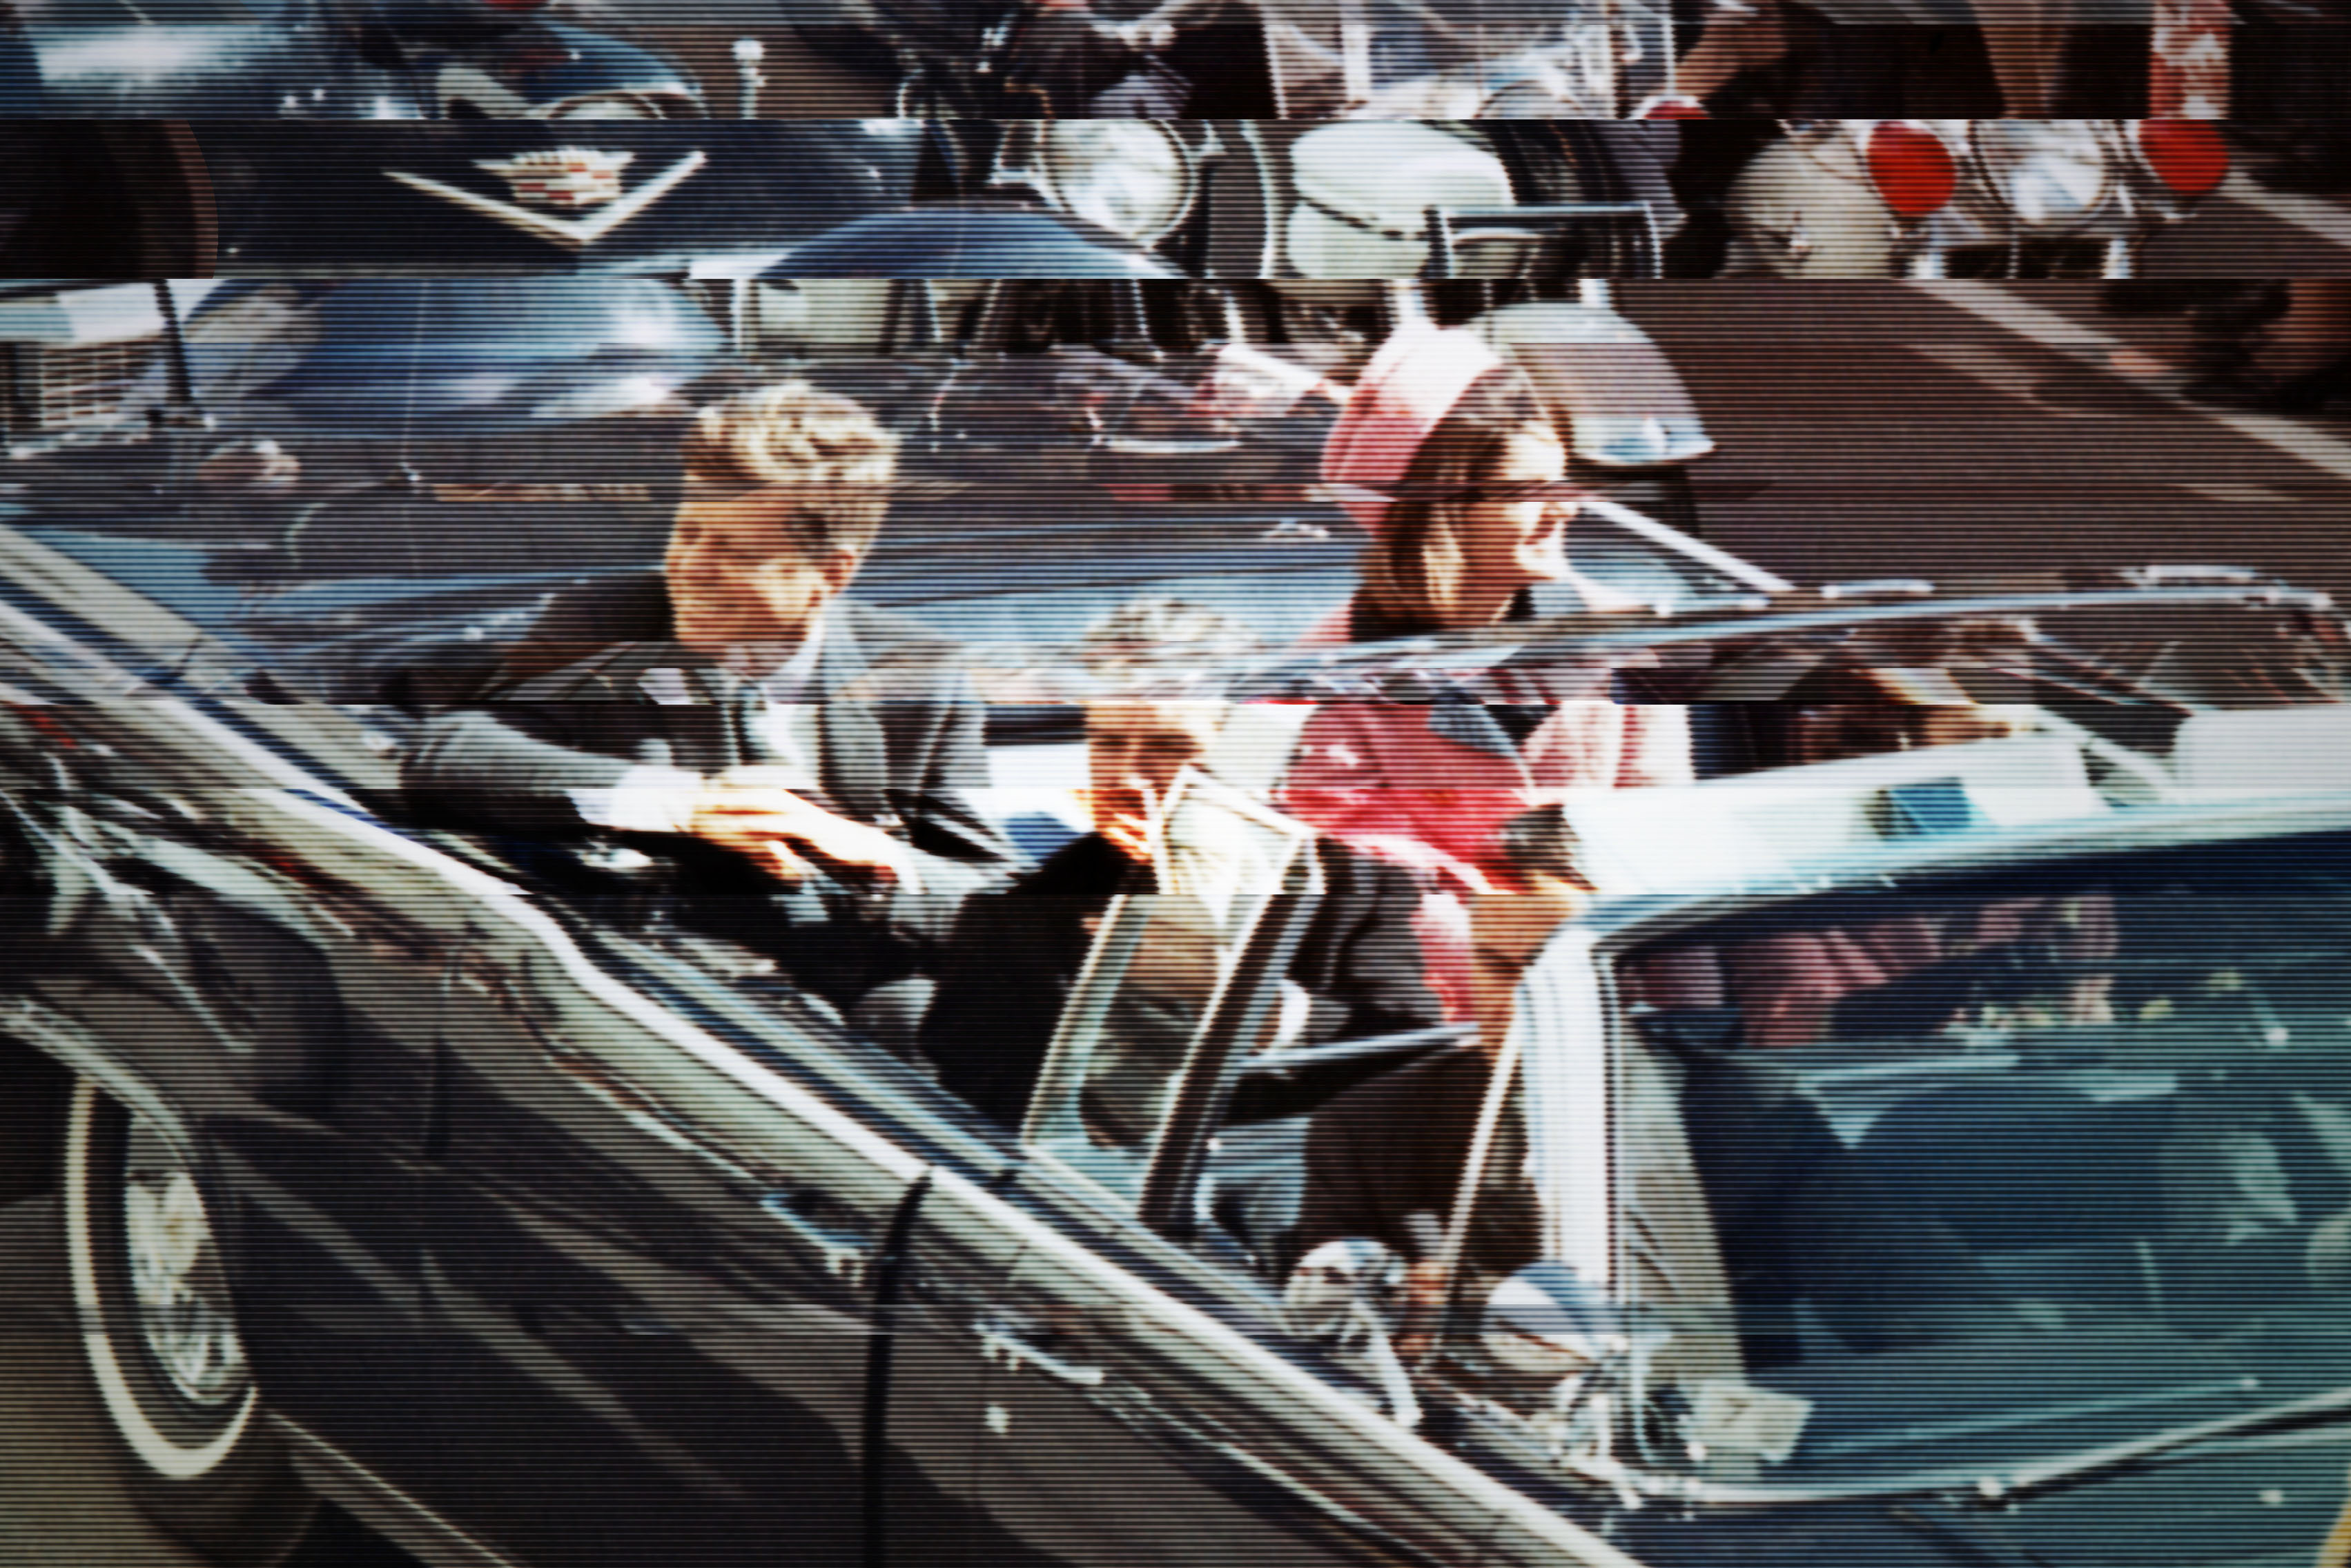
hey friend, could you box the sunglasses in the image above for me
[1456,478,1590,505]
[1361,478,1591,507]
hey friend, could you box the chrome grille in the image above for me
[5,339,157,436]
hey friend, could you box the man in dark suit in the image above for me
[918,599,1441,1129]
[402,380,1020,1015]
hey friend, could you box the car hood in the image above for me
[193,122,930,275]
[1625,1328,2351,1568]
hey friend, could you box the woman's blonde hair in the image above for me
[680,380,902,560]
[1358,366,1561,629]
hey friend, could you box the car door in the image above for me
[889,883,1643,1568]
[413,905,946,1568]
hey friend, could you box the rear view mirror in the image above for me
[1482,1262,1635,1382]
[1282,1238,1421,1428]
[1482,1263,1672,1466]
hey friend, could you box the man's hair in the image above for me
[680,381,901,560]
[1078,596,1265,687]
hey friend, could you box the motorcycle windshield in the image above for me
[1258,0,1614,117]
[1472,303,1717,471]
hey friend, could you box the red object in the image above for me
[2150,0,2231,117]
[1865,122,1958,219]
[1280,607,1696,875]
[1317,326,1505,538]
[2133,118,2231,198]
[9,705,75,750]
[1640,98,1710,120]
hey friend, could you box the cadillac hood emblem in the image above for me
[384,147,708,250]
[476,147,636,210]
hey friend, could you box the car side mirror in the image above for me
[1483,1262,1633,1380]
[1282,1238,1421,1429]
[1483,1263,1671,1465]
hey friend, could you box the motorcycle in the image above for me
[920,117,1682,282]
[859,0,1697,117]
[855,0,1688,277]
[10,0,703,119]
[1721,117,2231,277]
[845,0,1209,117]
[1251,0,1690,119]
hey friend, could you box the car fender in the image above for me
[429,21,703,118]
[1,991,200,1173]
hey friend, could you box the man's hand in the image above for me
[687,767,924,893]
[1099,807,1154,864]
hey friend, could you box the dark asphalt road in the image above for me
[0,1193,223,1568]
[2145,172,2351,277]
[0,1190,419,1568]
[1619,279,2351,606]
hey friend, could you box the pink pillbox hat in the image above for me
[1318,324,1509,538]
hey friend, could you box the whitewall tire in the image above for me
[61,1079,316,1565]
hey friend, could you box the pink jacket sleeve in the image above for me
[1523,702,1695,790]
[1620,703,1697,788]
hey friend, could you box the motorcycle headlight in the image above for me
[1027,122,1198,246]
[1969,121,2114,231]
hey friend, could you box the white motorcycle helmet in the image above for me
[1285,123,1516,280]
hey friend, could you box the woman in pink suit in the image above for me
[1279,324,1693,1015]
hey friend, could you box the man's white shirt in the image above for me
[568,618,828,836]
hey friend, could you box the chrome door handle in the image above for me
[977,1322,1106,1389]
[1093,433,1242,458]
[757,1193,871,1293]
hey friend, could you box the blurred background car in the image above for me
[6,0,704,117]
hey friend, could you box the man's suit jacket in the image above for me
[918,832,1443,1128]
[400,573,1019,895]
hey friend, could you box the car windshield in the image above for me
[1236,590,2351,750]
[1601,825,2351,1489]
[1258,0,1612,114]
[186,124,932,275]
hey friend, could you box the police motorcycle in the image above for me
[915,117,1681,283]
[828,0,1686,279]
[3,0,703,119]
[813,0,1265,119]
[1721,116,2232,277]
[844,0,1691,117]
[1249,0,1690,119]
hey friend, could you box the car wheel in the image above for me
[61,1079,317,1567]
